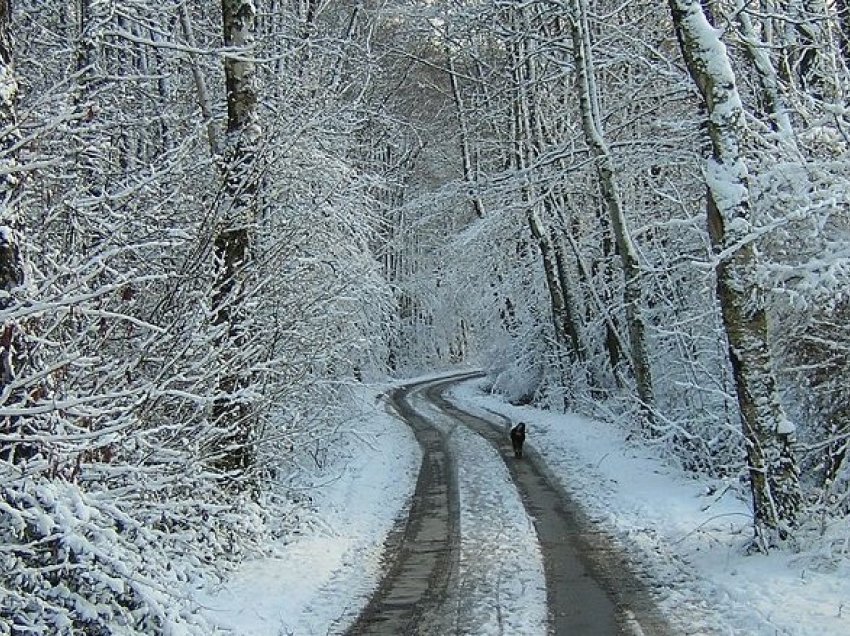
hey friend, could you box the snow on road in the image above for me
[407,388,548,635]
[448,378,850,636]
[201,372,850,635]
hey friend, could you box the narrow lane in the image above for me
[346,377,463,635]
[348,373,673,635]
[429,377,674,636]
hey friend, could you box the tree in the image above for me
[562,0,656,422]
[0,0,31,462]
[667,0,802,545]
[0,0,405,627]
[210,0,261,476]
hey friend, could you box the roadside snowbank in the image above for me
[448,378,850,636]
[200,385,420,635]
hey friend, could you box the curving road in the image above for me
[348,373,673,635]
[347,376,462,635]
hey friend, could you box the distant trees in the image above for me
[378,0,850,547]
[403,0,673,410]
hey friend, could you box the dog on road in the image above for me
[510,422,526,458]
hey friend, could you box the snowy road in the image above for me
[347,375,462,635]
[349,374,673,635]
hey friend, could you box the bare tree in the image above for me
[563,0,656,422]
[667,0,802,545]
[210,0,261,476]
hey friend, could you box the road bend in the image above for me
[429,376,673,636]
[346,375,466,636]
[348,373,674,635]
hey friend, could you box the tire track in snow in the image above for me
[346,376,463,635]
[413,392,548,635]
[348,371,546,635]
[431,377,675,636]
[349,373,672,635]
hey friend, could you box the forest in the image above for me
[1,0,849,632]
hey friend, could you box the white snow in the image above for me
[450,378,850,636]
[199,385,421,635]
[407,388,548,635]
[201,373,850,635]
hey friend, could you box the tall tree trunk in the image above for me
[447,50,484,220]
[461,54,520,337]
[0,0,22,395]
[0,0,17,214]
[212,0,260,477]
[776,0,831,96]
[668,0,802,546]
[506,12,574,396]
[65,0,113,256]
[733,0,795,136]
[521,6,588,371]
[295,0,322,79]
[563,226,630,380]
[550,219,586,363]
[567,0,656,423]
[179,3,220,156]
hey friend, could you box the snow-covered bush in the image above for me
[0,476,220,635]
[750,143,850,521]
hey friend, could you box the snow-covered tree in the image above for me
[670,0,803,544]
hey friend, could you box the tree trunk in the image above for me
[550,220,586,363]
[733,0,794,136]
[506,13,574,395]
[0,0,37,463]
[212,0,261,477]
[668,0,802,545]
[179,2,220,156]
[447,51,484,219]
[0,0,21,349]
[567,0,655,423]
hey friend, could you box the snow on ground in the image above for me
[200,372,850,635]
[407,389,548,635]
[199,385,421,635]
[448,378,850,636]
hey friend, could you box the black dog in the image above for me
[510,422,526,458]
